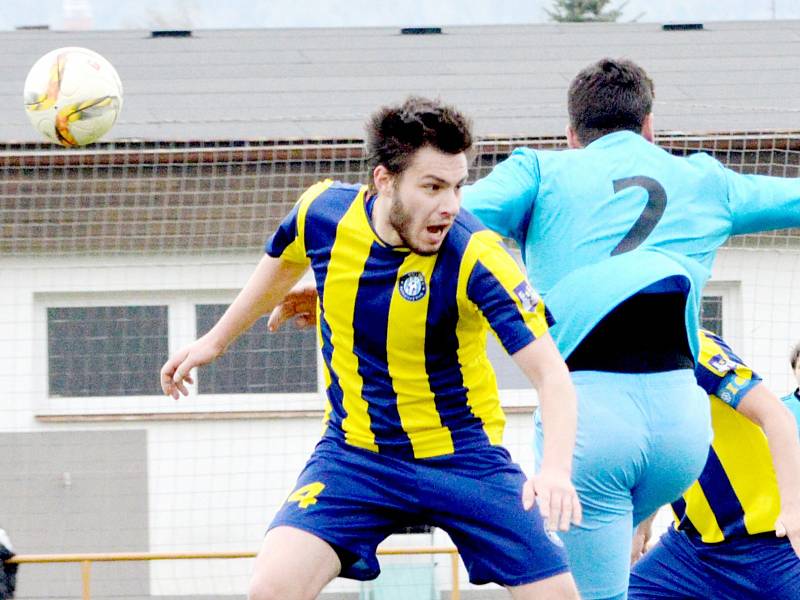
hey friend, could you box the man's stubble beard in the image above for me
[388,192,439,257]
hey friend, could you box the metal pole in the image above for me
[8,547,462,598]
[81,560,91,600]
[450,552,459,600]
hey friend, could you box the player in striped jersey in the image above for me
[161,97,581,600]
[781,342,800,426]
[628,329,800,598]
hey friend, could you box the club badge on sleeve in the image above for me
[513,280,540,312]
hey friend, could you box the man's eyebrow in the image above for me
[420,174,469,185]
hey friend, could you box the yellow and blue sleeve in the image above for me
[463,230,553,355]
[695,329,761,409]
[265,179,333,264]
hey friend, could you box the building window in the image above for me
[195,304,318,394]
[700,295,724,336]
[48,305,168,397]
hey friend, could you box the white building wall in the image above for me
[712,247,800,392]
[1,244,798,594]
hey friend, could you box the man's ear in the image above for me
[566,124,583,149]
[373,165,394,195]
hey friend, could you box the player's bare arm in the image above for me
[512,333,581,531]
[737,384,800,558]
[160,255,308,399]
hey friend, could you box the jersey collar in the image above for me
[585,129,645,149]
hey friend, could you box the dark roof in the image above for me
[3,20,800,143]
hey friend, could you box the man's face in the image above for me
[386,145,468,256]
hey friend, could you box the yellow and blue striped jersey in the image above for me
[672,329,779,542]
[265,180,553,459]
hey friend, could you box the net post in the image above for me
[81,560,92,600]
[450,550,460,600]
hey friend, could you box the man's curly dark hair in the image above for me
[366,96,473,184]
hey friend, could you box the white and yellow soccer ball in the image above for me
[24,47,123,147]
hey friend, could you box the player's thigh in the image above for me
[535,372,648,523]
[508,572,580,600]
[420,448,570,587]
[560,511,633,599]
[707,536,800,599]
[629,528,713,599]
[761,541,800,598]
[633,376,710,524]
[248,525,340,600]
[269,438,417,581]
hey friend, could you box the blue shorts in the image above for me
[534,369,711,599]
[630,526,800,599]
[269,437,569,585]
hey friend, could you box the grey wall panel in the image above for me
[0,430,148,599]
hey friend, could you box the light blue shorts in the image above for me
[534,369,711,599]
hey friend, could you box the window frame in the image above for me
[33,289,324,418]
[701,280,742,349]
[46,303,170,399]
[194,301,319,396]
[33,281,554,417]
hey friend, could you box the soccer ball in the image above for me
[23,47,123,147]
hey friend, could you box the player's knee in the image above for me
[247,575,297,600]
[509,572,580,599]
[554,576,581,600]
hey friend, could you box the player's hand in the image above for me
[267,283,318,332]
[631,516,655,565]
[775,501,800,559]
[522,467,582,532]
[160,337,222,399]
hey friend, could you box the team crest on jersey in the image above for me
[398,272,427,301]
[513,281,539,312]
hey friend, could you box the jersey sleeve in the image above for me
[723,165,800,235]
[695,329,762,409]
[461,147,540,247]
[464,230,554,355]
[264,180,330,265]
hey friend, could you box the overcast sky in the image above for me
[2,0,799,30]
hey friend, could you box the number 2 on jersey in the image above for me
[287,481,325,509]
[611,176,667,256]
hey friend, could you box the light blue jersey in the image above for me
[782,390,800,429]
[463,131,800,599]
[463,131,800,360]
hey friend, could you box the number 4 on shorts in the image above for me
[287,482,326,509]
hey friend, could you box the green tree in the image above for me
[547,0,625,22]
